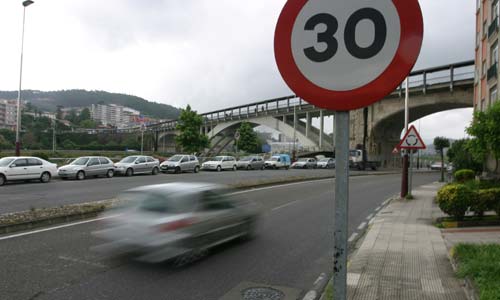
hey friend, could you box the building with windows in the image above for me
[0,99,18,130]
[90,104,140,128]
[475,0,500,174]
[475,0,499,111]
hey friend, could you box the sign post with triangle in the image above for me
[397,125,426,198]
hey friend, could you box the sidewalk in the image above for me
[346,182,467,300]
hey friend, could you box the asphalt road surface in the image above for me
[0,168,395,214]
[0,173,438,300]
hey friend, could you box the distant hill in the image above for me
[0,90,181,120]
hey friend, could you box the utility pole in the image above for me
[401,78,410,198]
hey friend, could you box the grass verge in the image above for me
[452,244,500,300]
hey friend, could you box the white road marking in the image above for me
[230,178,333,195]
[366,213,374,220]
[271,200,300,211]
[375,206,381,211]
[357,222,367,231]
[348,233,358,243]
[58,255,107,268]
[0,215,118,241]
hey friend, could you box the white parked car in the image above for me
[201,156,237,171]
[160,154,200,173]
[0,156,58,186]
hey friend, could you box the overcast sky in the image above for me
[0,0,475,141]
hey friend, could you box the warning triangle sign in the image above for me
[392,147,399,154]
[397,125,426,149]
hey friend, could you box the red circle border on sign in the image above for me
[274,0,424,111]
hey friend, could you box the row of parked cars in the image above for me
[0,154,336,186]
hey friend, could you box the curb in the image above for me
[302,273,329,300]
[309,194,398,300]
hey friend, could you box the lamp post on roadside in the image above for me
[15,0,35,156]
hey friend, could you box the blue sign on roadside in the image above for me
[262,144,271,153]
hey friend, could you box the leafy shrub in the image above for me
[31,152,50,160]
[436,184,474,220]
[472,189,496,218]
[454,169,475,183]
[491,188,500,218]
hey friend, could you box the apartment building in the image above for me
[475,0,499,111]
[90,104,140,128]
[0,99,18,130]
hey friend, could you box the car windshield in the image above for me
[213,156,224,161]
[71,157,89,165]
[120,156,138,163]
[119,191,197,214]
[0,158,15,167]
[240,157,253,161]
[319,158,330,162]
[270,157,279,161]
[298,158,308,162]
[168,155,183,162]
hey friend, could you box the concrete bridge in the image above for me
[150,60,473,164]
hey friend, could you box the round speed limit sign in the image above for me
[274,0,423,111]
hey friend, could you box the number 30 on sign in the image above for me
[274,0,423,111]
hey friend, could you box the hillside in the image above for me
[0,90,181,120]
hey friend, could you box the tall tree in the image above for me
[434,136,450,182]
[79,108,92,123]
[175,105,209,154]
[467,102,500,172]
[236,122,259,153]
[447,139,482,173]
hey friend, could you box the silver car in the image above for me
[237,156,265,170]
[58,156,115,180]
[92,182,260,263]
[291,158,317,169]
[114,156,160,176]
[160,154,200,173]
[317,158,335,169]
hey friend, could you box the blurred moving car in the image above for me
[92,182,260,263]
[201,156,237,171]
[430,161,447,170]
[264,154,291,169]
[291,158,317,169]
[236,156,265,170]
[114,156,160,176]
[317,157,335,169]
[160,154,200,174]
[0,156,57,186]
[58,156,115,180]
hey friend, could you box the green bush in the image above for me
[472,189,496,218]
[454,169,475,183]
[491,188,500,218]
[436,184,474,220]
[31,152,50,160]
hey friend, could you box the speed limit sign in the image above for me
[274,0,423,111]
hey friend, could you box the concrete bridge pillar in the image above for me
[319,110,324,149]
[305,112,311,138]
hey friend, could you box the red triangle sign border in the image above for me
[397,125,427,150]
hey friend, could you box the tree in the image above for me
[56,105,64,121]
[236,122,260,153]
[467,102,500,172]
[447,139,482,173]
[80,119,97,129]
[434,136,450,182]
[175,105,209,154]
[79,108,92,123]
[62,139,77,150]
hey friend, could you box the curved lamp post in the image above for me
[15,0,35,156]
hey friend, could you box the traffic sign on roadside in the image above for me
[392,147,399,154]
[234,131,240,141]
[274,0,423,111]
[398,125,426,150]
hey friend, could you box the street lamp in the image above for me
[15,0,35,156]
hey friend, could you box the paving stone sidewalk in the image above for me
[347,182,467,300]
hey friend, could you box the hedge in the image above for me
[436,184,474,220]
[454,169,475,183]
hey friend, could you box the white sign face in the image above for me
[290,0,401,91]
[398,125,426,149]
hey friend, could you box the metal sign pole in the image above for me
[333,111,349,300]
[409,150,413,196]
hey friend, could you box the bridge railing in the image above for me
[144,60,475,131]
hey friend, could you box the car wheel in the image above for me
[261,165,265,170]
[216,165,221,172]
[0,174,5,186]
[240,219,257,241]
[273,165,277,170]
[126,168,133,177]
[303,165,307,169]
[175,167,181,174]
[40,172,51,183]
[106,169,114,178]
[246,165,251,171]
[76,171,85,180]
[152,167,159,175]
[233,165,237,171]
[194,166,200,173]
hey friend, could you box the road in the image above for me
[0,173,438,300]
[0,168,393,214]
